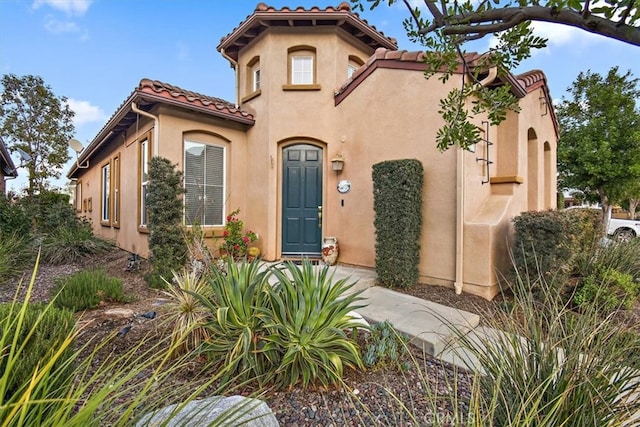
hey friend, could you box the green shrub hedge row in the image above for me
[372,159,423,288]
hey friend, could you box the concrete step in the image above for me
[356,286,480,356]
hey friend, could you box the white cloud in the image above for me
[66,99,106,126]
[530,22,601,48]
[32,0,93,17]
[44,15,79,33]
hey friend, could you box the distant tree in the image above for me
[352,0,639,151]
[0,74,74,195]
[556,67,640,224]
[620,180,640,219]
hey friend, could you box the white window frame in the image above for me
[101,162,110,224]
[291,56,313,85]
[183,140,226,227]
[252,66,261,92]
[140,138,149,228]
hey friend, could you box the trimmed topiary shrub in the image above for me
[51,268,128,311]
[372,159,423,288]
[146,157,187,288]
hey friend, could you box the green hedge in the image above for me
[372,159,423,288]
[511,208,604,294]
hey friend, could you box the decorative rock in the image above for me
[104,308,135,318]
[136,395,279,427]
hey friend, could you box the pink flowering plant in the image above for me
[220,209,257,259]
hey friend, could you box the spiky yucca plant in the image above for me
[199,258,276,384]
[264,260,366,389]
[161,269,212,356]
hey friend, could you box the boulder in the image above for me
[136,395,279,427]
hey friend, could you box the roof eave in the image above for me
[217,10,397,62]
[67,90,255,179]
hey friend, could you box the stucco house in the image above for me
[1,137,18,195]
[67,2,558,299]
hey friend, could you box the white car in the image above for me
[565,206,639,242]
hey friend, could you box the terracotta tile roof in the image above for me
[335,48,482,102]
[516,70,548,93]
[68,79,254,178]
[218,2,397,62]
[137,79,253,122]
[0,137,17,178]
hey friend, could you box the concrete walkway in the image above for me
[328,264,485,370]
[327,264,640,424]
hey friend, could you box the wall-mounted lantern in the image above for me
[331,153,345,173]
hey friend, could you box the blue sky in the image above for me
[1,0,638,192]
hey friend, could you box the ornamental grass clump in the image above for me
[1,256,247,427]
[51,268,128,312]
[443,266,640,426]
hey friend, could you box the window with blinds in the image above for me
[184,141,225,226]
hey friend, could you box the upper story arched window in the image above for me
[246,55,261,93]
[288,45,316,85]
[347,55,364,78]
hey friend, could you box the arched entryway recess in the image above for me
[527,128,539,211]
[280,142,324,257]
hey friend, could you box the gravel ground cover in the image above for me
[3,247,638,426]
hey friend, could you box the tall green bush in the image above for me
[0,232,31,285]
[511,208,603,297]
[0,195,30,236]
[146,157,186,288]
[372,159,423,288]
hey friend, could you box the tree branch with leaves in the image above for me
[352,0,639,150]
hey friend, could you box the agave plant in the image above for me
[264,259,367,389]
[161,269,212,356]
[199,258,277,384]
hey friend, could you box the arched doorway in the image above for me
[282,144,323,255]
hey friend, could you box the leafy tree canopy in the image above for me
[352,0,639,150]
[556,67,640,219]
[0,74,74,195]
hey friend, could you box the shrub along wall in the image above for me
[372,159,423,288]
[511,208,604,293]
[146,157,187,288]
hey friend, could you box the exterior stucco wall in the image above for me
[334,67,461,283]
[75,107,252,259]
[237,27,377,261]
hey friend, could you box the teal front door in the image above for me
[282,144,322,255]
